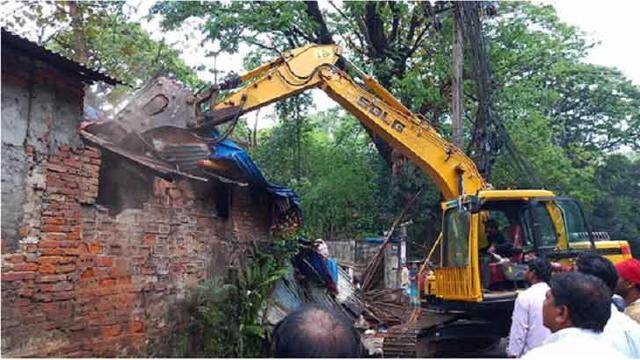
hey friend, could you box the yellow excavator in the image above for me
[187,43,634,356]
[87,43,632,356]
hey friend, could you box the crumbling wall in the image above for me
[1,48,84,252]
[1,43,274,357]
[1,144,272,357]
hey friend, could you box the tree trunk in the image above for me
[68,1,89,64]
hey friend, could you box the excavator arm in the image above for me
[201,44,487,200]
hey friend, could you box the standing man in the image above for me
[507,257,552,357]
[616,258,640,323]
[575,252,640,357]
[522,272,625,359]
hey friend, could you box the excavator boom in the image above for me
[202,44,487,200]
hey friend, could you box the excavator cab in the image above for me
[425,191,599,305]
[413,191,603,347]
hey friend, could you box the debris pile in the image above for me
[363,288,412,326]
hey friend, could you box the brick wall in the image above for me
[1,145,271,357]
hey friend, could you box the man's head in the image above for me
[271,304,361,358]
[484,219,499,235]
[615,258,640,299]
[526,257,552,285]
[575,252,619,293]
[542,272,612,333]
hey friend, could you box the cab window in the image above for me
[443,209,470,267]
[533,203,558,248]
[556,199,591,243]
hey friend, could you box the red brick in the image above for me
[39,263,57,274]
[80,268,94,280]
[5,254,25,264]
[67,230,82,241]
[99,278,115,287]
[46,163,68,173]
[63,158,81,168]
[56,264,76,273]
[95,256,113,267]
[44,217,66,225]
[86,242,102,254]
[36,274,67,283]
[102,325,122,338]
[42,248,67,258]
[143,234,156,246]
[13,263,38,272]
[42,224,66,233]
[63,247,80,256]
[2,271,36,281]
[19,226,30,237]
[39,240,66,248]
[37,256,65,264]
[131,320,144,334]
[42,232,68,241]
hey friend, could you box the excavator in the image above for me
[191,43,634,356]
[84,43,634,356]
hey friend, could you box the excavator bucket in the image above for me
[80,75,244,184]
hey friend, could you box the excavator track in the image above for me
[382,309,460,358]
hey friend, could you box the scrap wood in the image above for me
[362,288,412,326]
[361,189,423,291]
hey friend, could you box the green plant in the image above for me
[176,235,298,357]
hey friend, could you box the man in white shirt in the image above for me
[576,252,640,358]
[523,272,626,359]
[507,257,552,357]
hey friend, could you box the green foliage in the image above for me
[3,1,201,106]
[589,155,640,258]
[177,236,297,357]
[486,2,640,205]
[252,110,380,240]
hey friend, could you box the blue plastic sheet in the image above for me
[208,130,301,209]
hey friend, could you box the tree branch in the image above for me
[388,1,400,45]
[364,2,387,55]
[304,1,334,44]
[328,1,367,50]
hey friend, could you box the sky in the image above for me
[540,0,640,85]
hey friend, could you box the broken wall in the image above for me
[1,47,84,252]
[1,50,273,357]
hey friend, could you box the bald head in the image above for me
[272,304,361,358]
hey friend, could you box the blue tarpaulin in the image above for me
[208,130,301,210]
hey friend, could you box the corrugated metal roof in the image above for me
[1,27,121,85]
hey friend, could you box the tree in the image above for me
[2,1,201,108]
[486,2,640,204]
[252,110,380,240]
[589,155,640,258]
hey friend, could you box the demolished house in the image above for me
[0,29,300,357]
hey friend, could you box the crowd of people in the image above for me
[508,254,640,358]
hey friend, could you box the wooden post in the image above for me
[452,4,464,148]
